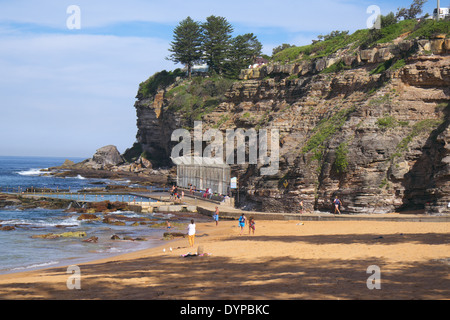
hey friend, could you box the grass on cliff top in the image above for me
[406,18,450,40]
[137,69,185,100]
[272,18,449,64]
[272,29,370,63]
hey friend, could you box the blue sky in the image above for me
[0,0,443,158]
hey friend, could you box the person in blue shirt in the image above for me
[333,196,342,214]
[238,213,246,235]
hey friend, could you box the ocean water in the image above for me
[0,156,171,274]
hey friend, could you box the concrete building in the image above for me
[173,156,231,195]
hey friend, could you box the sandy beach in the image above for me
[0,218,448,300]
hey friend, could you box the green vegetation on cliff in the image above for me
[272,28,368,63]
[302,106,356,155]
[137,69,185,100]
[334,142,349,174]
[166,76,234,123]
[272,18,449,64]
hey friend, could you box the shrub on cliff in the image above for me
[166,76,234,123]
[137,69,184,99]
[334,142,349,174]
[302,106,356,155]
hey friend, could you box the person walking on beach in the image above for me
[299,200,304,214]
[213,206,219,226]
[248,216,255,235]
[238,213,246,235]
[333,196,342,214]
[187,219,196,247]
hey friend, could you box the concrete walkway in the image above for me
[13,190,450,222]
[136,191,450,222]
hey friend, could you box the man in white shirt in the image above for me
[187,219,196,247]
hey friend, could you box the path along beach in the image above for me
[0,218,448,300]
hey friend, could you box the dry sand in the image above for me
[0,219,448,300]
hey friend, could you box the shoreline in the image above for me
[0,218,449,300]
[0,234,166,276]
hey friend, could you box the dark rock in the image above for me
[1,225,15,231]
[83,236,98,243]
[77,213,100,221]
[163,232,185,238]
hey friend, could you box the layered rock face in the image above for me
[134,38,450,215]
[135,92,183,167]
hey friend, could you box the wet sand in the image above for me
[0,219,448,300]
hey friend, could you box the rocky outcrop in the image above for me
[75,145,124,170]
[0,193,74,210]
[31,231,87,239]
[46,145,171,185]
[133,35,450,215]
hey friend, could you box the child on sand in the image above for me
[238,213,246,235]
[213,206,219,226]
[248,217,255,235]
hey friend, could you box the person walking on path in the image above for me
[299,200,304,214]
[238,213,246,235]
[187,219,196,247]
[213,206,219,226]
[333,196,342,214]
[248,216,255,235]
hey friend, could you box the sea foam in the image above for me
[10,260,59,271]
[17,168,45,176]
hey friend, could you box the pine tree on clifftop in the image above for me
[167,17,203,78]
[225,33,262,78]
[201,15,234,75]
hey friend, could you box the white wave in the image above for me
[3,216,81,228]
[75,175,86,180]
[96,247,123,254]
[107,210,135,214]
[51,216,81,227]
[11,260,59,271]
[1,219,26,225]
[17,168,45,176]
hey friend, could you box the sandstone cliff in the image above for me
[133,31,450,215]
